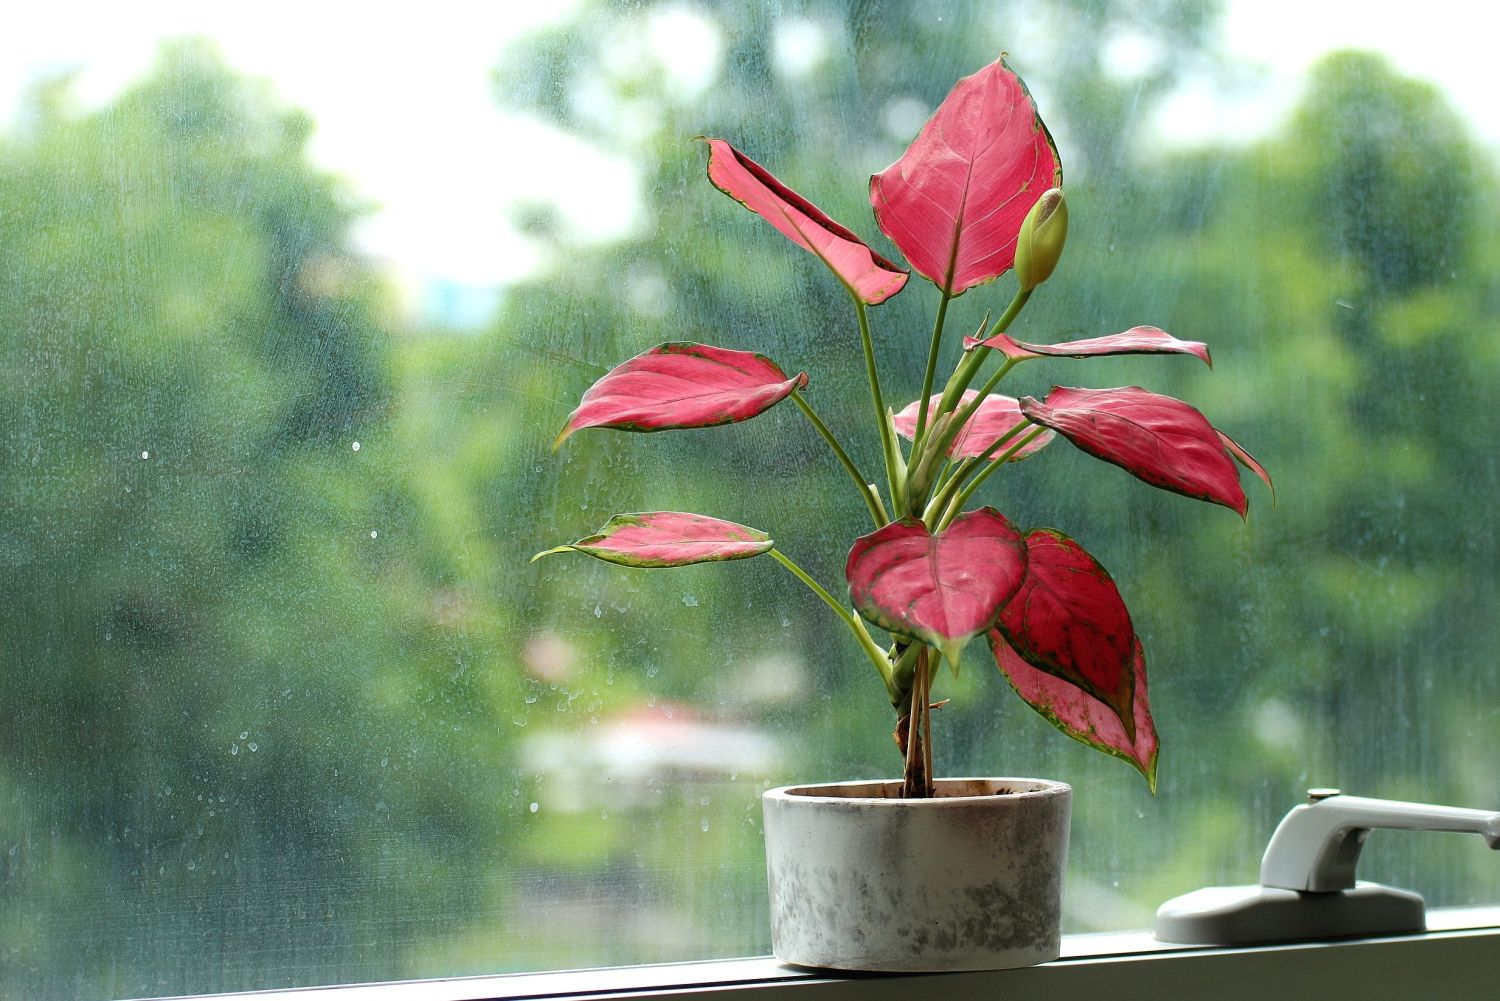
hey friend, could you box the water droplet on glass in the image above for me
[523,693,538,705]
[351,441,361,452]
[369,530,378,539]
[239,731,249,740]
[140,451,150,460]
[104,632,112,641]
[645,665,658,678]
[682,594,698,607]
[593,604,602,618]
[700,818,710,832]
[699,795,710,806]
[381,756,389,767]
[229,744,240,756]
[247,742,257,752]
[529,802,540,814]
[187,860,196,871]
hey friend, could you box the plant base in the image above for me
[761,778,1071,971]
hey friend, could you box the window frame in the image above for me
[142,907,1500,1001]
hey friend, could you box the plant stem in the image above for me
[938,426,1049,530]
[854,299,903,511]
[922,418,1030,525]
[935,287,1032,419]
[925,357,1019,464]
[768,548,896,700]
[911,290,953,455]
[901,649,935,798]
[789,389,886,528]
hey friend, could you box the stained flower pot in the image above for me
[761,777,1071,972]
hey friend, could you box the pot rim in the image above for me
[764,776,1070,807]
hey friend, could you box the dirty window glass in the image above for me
[3,1,1498,997]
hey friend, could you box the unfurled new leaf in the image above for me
[845,508,1027,669]
[966,326,1211,367]
[555,342,807,448]
[701,138,909,305]
[870,57,1062,296]
[533,512,773,567]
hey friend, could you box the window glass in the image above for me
[3,2,1497,996]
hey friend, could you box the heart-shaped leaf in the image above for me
[1020,386,1250,517]
[555,342,808,449]
[965,326,1211,367]
[893,390,1054,460]
[701,138,909,305]
[845,507,1027,668]
[991,630,1159,791]
[870,57,1062,296]
[997,530,1136,738]
[532,512,773,567]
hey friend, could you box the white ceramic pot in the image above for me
[761,777,1071,971]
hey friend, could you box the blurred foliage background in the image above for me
[2,1,1498,997]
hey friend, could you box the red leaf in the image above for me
[870,57,1062,296]
[991,631,1159,791]
[532,512,772,567]
[556,342,807,448]
[892,390,1054,460]
[998,530,1136,738]
[845,508,1027,666]
[701,138,909,305]
[965,326,1211,367]
[1020,386,1249,517]
[1217,429,1276,508]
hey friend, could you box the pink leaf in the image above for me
[701,138,909,305]
[1217,429,1276,508]
[845,508,1027,666]
[965,326,1211,367]
[998,530,1136,739]
[892,390,1054,460]
[870,57,1062,296]
[991,631,1159,791]
[1020,386,1249,517]
[532,512,773,567]
[556,342,808,448]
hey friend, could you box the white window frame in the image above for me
[142,906,1500,1001]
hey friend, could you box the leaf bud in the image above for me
[1014,187,1068,291]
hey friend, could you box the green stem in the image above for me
[789,390,886,528]
[854,299,903,511]
[923,418,1030,524]
[769,548,896,699]
[938,426,1049,530]
[935,287,1032,420]
[911,290,953,455]
[926,357,1018,464]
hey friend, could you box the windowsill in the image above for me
[145,906,1500,1001]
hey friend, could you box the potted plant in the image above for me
[534,56,1271,971]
